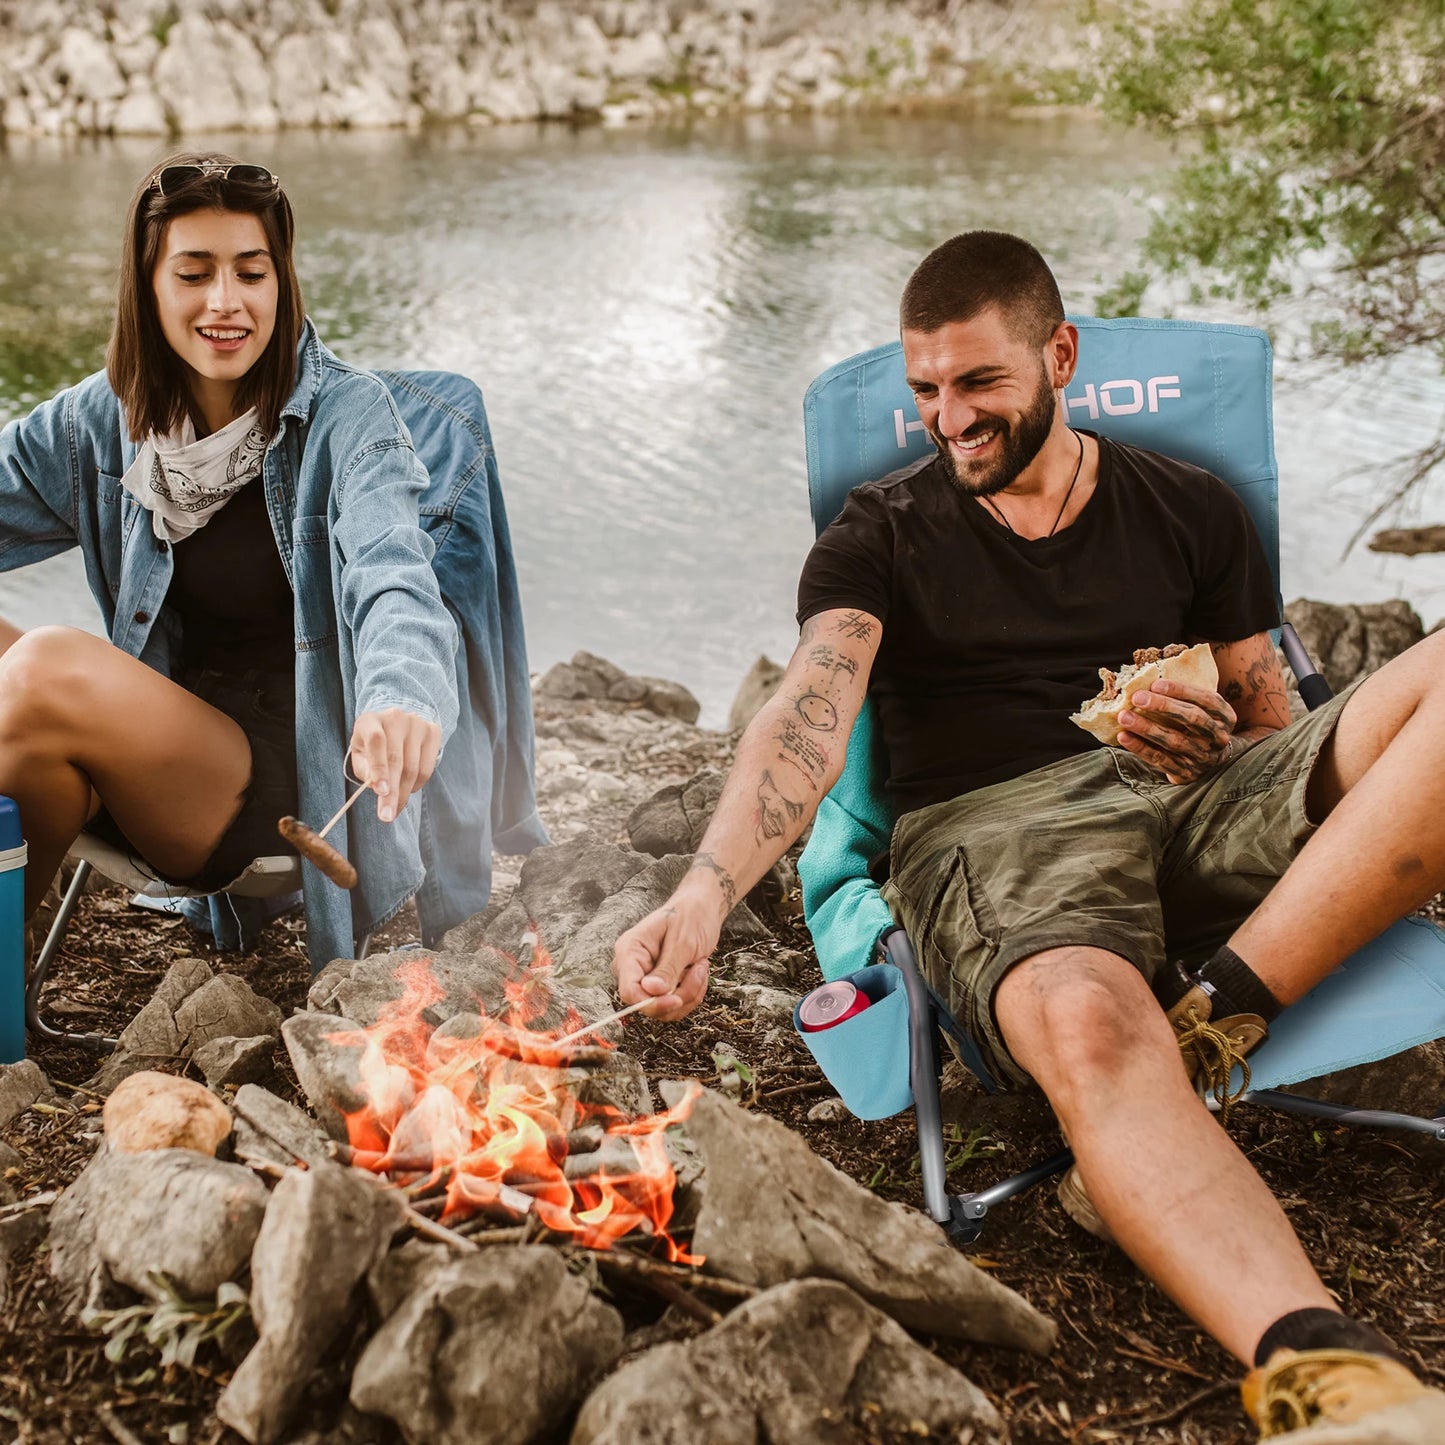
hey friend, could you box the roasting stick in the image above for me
[318,778,372,839]
[551,999,652,1050]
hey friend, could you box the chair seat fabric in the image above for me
[68,831,301,901]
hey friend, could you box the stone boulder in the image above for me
[678,1087,1056,1353]
[49,1148,268,1303]
[536,651,700,723]
[626,770,725,857]
[350,1247,624,1445]
[102,1071,233,1155]
[217,1163,405,1445]
[572,1279,1003,1445]
[728,654,785,732]
[1283,598,1424,699]
[91,956,213,1092]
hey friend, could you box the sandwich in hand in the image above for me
[1071,642,1219,747]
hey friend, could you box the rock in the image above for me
[535,661,595,701]
[0,1140,21,1172]
[626,676,701,723]
[573,1279,1004,1445]
[558,853,771,991]
[0,1060,51,1130]
[728,654,785,732]
[710,981,800,1021]
[679,1087,1056,1353]
[102,1071,233,1155]
[49,1148,268,1303]
[501,833,650,958]
[350,1247,623,1445]
[231,1084,334,1170]
[91,956,213,1093]
[308,946,601,1034]
[366,1238,452,1322]
[626,770,725,857]
[174,974,284,1053]
[192,1035,277,1089]
[1284,598,1424,696]
[217,1163,405,1445]
[806,1097,851,1123]
[280,1013,373,1140]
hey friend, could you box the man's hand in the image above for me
[613,881,724,1021]
[348,707,442,823]
[1117,677,1238,784]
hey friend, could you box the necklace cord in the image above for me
[984,429,1085,538]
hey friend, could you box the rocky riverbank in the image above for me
[0,0,1096,138]
[2,597,1443,1444]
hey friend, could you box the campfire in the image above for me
[326,950,701,1260]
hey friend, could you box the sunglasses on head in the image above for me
[148,162,280,197]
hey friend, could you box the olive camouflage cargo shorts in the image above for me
[881,683,1359,1089]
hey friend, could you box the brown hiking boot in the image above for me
[1056,1163,1114,1244]
[1243,1348,1445,1438]
[1165,981,1268,1121]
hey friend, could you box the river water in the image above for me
[3,115,1444,723]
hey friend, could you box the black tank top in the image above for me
[168,481,295,672]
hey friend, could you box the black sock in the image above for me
[1196,943,1283,1024]
[1254,1308,1404,1367]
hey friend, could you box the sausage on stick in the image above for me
[277,779,370,890]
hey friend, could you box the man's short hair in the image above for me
[900,231,1065,348]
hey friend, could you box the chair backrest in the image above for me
[798,316,1282,986]
[803,316,1280,592]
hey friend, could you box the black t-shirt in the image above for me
[796,433,1281,814]
[168,481,295,673]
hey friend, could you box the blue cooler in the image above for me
[0,796,25,1063]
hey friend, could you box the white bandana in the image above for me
[120,408,269,543]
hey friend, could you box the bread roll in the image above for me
[1070,642,1219,747]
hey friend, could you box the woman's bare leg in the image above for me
[0,624,253,915]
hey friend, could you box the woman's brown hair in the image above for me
[106,150,305,442]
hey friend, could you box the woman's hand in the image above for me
[348,707,442,822]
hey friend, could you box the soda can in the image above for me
[798,980,870,1032]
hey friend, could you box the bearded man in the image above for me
[613,230,1445,1439]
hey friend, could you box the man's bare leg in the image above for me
[1229,629,1445,1003]
[0,623,252,916]
[995,944,1335,1363]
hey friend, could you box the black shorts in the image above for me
[88,667,299,893]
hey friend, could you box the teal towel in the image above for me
[798,699,896,979]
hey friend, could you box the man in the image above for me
[612,231,1445,1439]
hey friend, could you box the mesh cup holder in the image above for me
[793,963,914,1120]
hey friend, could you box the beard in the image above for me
[932,365,1057,499]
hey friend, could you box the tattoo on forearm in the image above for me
[755,768,807,844]
[776,718,830,784]
[794,691,839,731]
[690,853,737,913]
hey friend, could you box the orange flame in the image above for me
[329,948,701,1262]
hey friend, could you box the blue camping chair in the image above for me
[795,317,1445,1242]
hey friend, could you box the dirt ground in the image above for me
[3,878,1442,1445]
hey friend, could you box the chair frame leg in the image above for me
[877,924,1444,1245]
[26,859,119,1053]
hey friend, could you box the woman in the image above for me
[0,152,542,967]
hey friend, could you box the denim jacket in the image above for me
[0,322,545,966]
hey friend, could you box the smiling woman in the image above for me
[0,149,544,972]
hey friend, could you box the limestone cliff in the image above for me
[0,0,1095,137]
